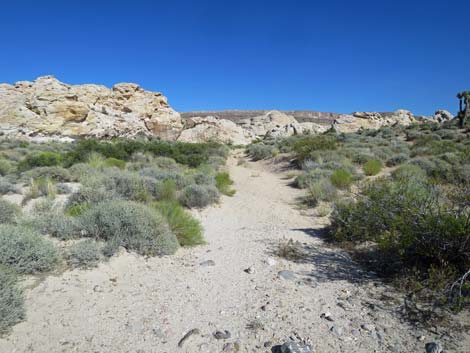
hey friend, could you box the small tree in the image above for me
[457,91,470,128]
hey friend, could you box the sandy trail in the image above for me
[0,152,466,353]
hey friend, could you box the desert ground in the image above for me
[1,151,467,353]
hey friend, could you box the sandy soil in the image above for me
[0,152,468,353]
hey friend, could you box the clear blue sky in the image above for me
[0,0,468,115]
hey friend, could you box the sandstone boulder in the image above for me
[0,75,183,139]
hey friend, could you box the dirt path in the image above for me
[0,152,465,353]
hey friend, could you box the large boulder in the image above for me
[0,76,183,139]
[238,110,298,137]
[177,116,254,145]
[433,110,454,123]
[332,110,416,133]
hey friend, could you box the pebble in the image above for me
[213,330,231,339]
[222,342,240,352]
[200,260,215,267]
[278,270,297,281]
[330,325,343,336]
[279,341,313,353]
[425,342,443,353]
[320,312,334,321]
[264,341,272,348]
[361,323,375,332]
[244,267,254,274]
[266,257,277,266]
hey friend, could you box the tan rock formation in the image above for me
[0,76,183,139]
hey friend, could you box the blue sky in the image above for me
[0,0,468,115]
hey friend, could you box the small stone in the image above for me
[330,325,343,336]
[425,342,443,353]
[278,270,297,281]
[222,342,240,352]
[244,267,254,274]
[200,260,215,267]
[264,341,272,348]
[360,323,375,332]
[320,312,334,321]
[213,330,231,340]
[93,285,104,293]
[418,335,426,341]
[351,329,360,337]
[279,341,313,353]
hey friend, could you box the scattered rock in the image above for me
[177,328,200,348]
[278,270,297,281]
[330,325,343,336]
[222,342,240,352]
[425,342,443,353]
[277,341,313,353]
[244,267,254,274]
[200,260,215,267]
[320,312,334,322]
[360,323,375,332]
[93,285,104,293]
[264,341,272,348]
[213,330,231,340]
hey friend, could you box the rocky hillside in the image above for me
[0,76,455,144]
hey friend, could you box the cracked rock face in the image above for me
[0,75,183,140]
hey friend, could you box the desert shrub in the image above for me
[78,201,179,256]
[0,200,20,225]
[391,163,427,181]
[0,159,12,176]
[155,179,177,201]
[0,267,25,335]
[0,177,18,195]
[140,169,188,189]
[215,172,235,196]
[153,201,204,246]
[410,157,453,181]
[293,135,337,163]
[21,166,72,183]
[24,202,79,240]
[25,177,56,200]
[18,151,62,171]
[66,186,119,211]
[104,157,126,169]
[330,169,353,189]
[294,169,332,189]
[193,172,216,186]
[363,159,382,176]
[246,143,277,160]
[386,153,409,167]
[350,149,375,165]
[180,184,220,208]
[207,155,227,169]
[330,177,470,281]
[56,183,72,194]
[66,240,101,269]
[305,179,337,206]
[0,225,59,274]
[67,163,95,181]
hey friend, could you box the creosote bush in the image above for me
[0,225,59,274]
[153,201,204,246]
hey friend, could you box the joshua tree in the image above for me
[457,91,470,128]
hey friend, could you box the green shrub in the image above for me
[155,179,177,201]
[193,172,216,186]
[0,225,59,274]
[0,200,20,224]
[18,151,62,171]
[66,240,101,269]
[306,179,338,206]
[363,159,382,176]
[25,177,56,200]
[215,172,235,196]
[0,267,25,334]
[391,164,427,181]
[330,169,353,189]
[0,159,12,176]
[153,201,204,246]
[246,143,277,160]
[66,186,119,211]
[78,201,179,256]
[293,135,337,163]
[179,184,220,208]
[294,169,332,189]
[104,158,126,169]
